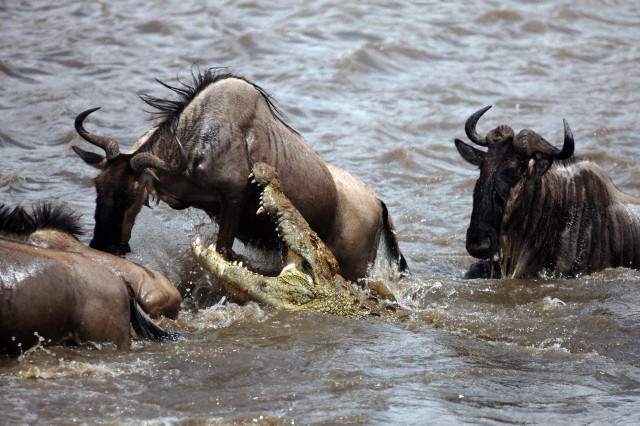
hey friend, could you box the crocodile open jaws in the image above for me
[192,162,406,319]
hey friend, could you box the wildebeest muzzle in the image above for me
[466,226,498,261]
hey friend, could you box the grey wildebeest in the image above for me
[455,106,640,279]
[72,69,407,283]
[0,202,179,354]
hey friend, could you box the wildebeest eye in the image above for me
[495,164,521,202]
[504,162,522,184]
[120,186,141,204]
[495,179,511,202]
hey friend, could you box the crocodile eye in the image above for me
[301,260,312,275]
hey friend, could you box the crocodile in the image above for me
[192,162,407,319]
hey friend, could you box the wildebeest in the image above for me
[0,202,178,354]
[11,202,181,319]
[455,106,640,278]
[73,68,407,283]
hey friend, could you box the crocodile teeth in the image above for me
[238,261,243,268]
[256,206,266,215]
[208,244,215,251]
[195,237,201,245]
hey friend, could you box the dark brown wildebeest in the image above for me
[73,69,407,283]
[0,202,179,354]
[455,106,640,278]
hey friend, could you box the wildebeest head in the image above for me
[454,106,574,261]
[73,107,185,255]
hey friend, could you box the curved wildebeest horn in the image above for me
[555,119,575,160]
[515,119,575,160]
[465,105,493,147]
[130,137,187,175]
[74,107,120,161]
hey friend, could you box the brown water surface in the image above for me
[2,1,640,423]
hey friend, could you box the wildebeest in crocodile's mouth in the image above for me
[192,162,407,319]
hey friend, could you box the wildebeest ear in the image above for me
[72,146,107,169]
[455,139,484,166]
[532,153,553,177]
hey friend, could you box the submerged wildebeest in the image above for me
[455,106,640,278]
[73,68,407,283]
[7,202,182,319]
[0,202,179,354]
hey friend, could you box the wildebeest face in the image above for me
[73,108,184,255]
[455,106,574,262]
[456,125,523,260]
[73,151,150,255]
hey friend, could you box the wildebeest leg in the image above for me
[215,188,251,260]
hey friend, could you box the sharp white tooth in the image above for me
[195,237,201,244]
[251,178,257,184]
[257,206,266,215]
[208,244,215,251]
[248,171,254,178]
[238,261,243,268]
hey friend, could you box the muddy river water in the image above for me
[2,0,640,424]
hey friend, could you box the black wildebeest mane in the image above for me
[140,67,300,137]
[0,202,84,238]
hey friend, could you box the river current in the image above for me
[2,1,640,424]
